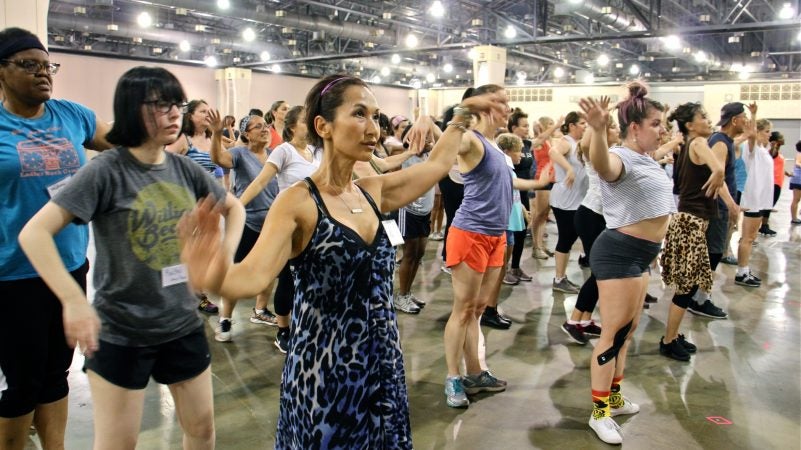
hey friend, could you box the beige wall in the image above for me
[50,51,413,122]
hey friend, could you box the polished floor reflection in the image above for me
[31,192,801,449]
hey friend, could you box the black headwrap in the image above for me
[0,34,48,60]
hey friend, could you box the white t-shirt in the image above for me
[267,143,322,191]
[740,142,774,211]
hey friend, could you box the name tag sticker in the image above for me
[162,264,188,287]
[381,219,405,246]
[46,176,72,198]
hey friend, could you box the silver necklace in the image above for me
[336,185,364,214]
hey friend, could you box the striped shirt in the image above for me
[600,145,676,229]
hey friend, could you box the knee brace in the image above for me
[672,293,691,309]
[597,320,633,366]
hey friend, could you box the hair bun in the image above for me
[627,81,649,99]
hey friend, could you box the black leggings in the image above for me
[573,206,606,314]
[273,263,294,316]
[439,176,464,261]
[510,196,531,269]
[551,206,580,254]
[762,184,782,219]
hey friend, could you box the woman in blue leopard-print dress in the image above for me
[180,75,508,448]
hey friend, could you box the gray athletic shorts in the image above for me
[590,229,662,280]
[705,208,728,255]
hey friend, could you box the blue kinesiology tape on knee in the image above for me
[596,320,633,366]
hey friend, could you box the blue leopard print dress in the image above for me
[275,178,412,449]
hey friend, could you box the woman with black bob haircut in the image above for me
[20,66,245,450]
[578,83,691,444]
[179,74,506,448]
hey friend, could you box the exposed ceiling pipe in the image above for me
[553,1,647,32]
[48,13,286,57]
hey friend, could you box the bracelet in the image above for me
[453,105,473,121]
[447,120,468,132]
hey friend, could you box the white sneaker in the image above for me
[394,294,421,314]
[610,397,640,417]
[589,415,623,444]
[215,319,232,342]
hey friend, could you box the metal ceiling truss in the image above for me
[46,0,801,85]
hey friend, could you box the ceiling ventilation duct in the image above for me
[553,1,646,31]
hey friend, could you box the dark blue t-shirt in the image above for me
[707,132,736,211]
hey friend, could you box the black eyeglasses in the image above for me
[144,100,189,114]
[1,59,60,75]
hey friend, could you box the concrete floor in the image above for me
[26,190,800,449]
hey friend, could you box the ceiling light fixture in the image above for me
[504,25,517,39]
[429,1,445,18]
[405,33,418,48]
[426,73,436,83]
[597,53,610,67]
[381,67,390,77]
[443,63,453,73]
[391,54,401,64]
[629,64,640,75]
[217,0,230,10]
[271,64,281,73]
[411,79,422,89]
[516,70,527,80]
[661,35,681,51]
[584,73,595,84]
[204,56,218,67]
[260,51,270,61]
[179,40,191,52]
[779,3,795,19]
[136,12,152,28]
[242,28,256,42]
[693,51,708,63]
[372,75,382,84]
[553,67,565,78]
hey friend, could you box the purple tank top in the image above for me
[452,131,513,236]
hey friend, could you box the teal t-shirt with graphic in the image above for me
[53,148,226,346]
[0,99,96,281]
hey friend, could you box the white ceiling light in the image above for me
[242,27,256,42]
[136,12,152,28]
[584,73,595,84]
[372,75,381,84]
[405,33,418,48]
[271,64,282,73]
[179,40,191,52]
[597,53,610,67]
[738,70,751,80]
[516,78,526,86]
[381,67,390,77]
[204,56,218,67]
[568,0,583,4]
[693,51,708,63]
[426,72,436,83]
[467,48,478,60]
[629,64,640,75]
[504,25,517,39]
[779,3,795,19]
[553,67,565,78]
[443,63,453,73]
[411,79,422,89]
[429,0,445,18]
[260,51,270,62]
[662,35,681,51]
[730,62,744,72]
[217,0,230,10]
[391,54,401,64]
[797,30,801,42]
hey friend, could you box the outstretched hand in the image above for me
[578,96,611,131]
[178,195,229,294]
[460,91,510,125]
[207,108,225,134]
[405,115,434,155]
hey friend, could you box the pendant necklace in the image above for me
[336,185,364,214]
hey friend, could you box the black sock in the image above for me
[278,326,290,335]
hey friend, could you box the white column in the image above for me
[472,45,507,87]
[0,0,49,47]
[215,67,252,120]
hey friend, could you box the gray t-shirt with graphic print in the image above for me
[53,148,227,346]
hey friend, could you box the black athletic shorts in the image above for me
[0,261,88,418]
[84,326,210,390]
[398,209,431,239]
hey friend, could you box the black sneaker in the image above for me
[578,254,590,269]
[759,225,777,237]
[274,330,289,354]
[687,299,728,319]
[677,334,697,354]
[561,322,589,344]
[660,336,691,361]
[747,271,762,282]
[580,321,602,337]
[481,310,511,330]
[734,272,761,287]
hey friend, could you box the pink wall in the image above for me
[49,51,412,122]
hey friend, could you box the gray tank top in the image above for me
[550,135,588,210]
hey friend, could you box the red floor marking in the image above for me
[706,416,733,425]
[763,342,771,350]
